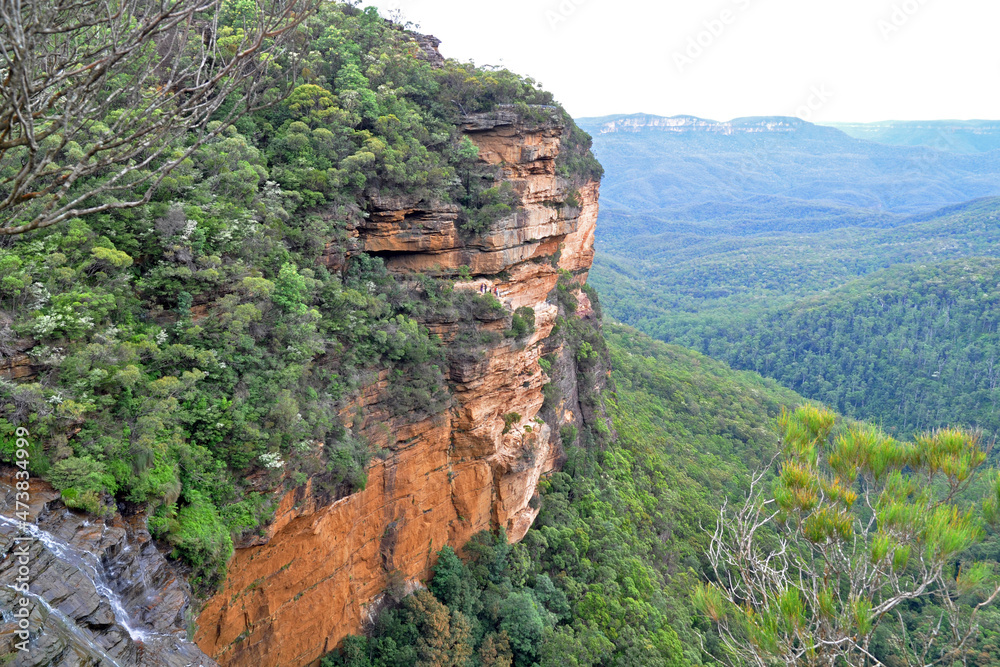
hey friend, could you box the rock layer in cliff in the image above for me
[195,108,603,667]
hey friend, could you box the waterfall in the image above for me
[0,513,154,643]
[2,584,126,667]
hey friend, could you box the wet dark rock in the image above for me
[0,470,216,666]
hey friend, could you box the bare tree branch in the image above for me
[697,408,1000,667]
[0,0,317,235]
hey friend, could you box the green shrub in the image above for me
[502,412,522,435]
[541,382,560,411]
[48,456,117,514]
[90,246,134,269]
[460,182,520,235]
[559,424,578,448]
[508,306,536,338]
[168,492,234,591]
[564,189,581,208]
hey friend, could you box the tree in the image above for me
[696,406,1000,667]
[497,591,546,664]
[0,0,314,236]
[403,590,474,667]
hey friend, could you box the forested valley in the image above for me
[4,4,1000,667]
[589,118,1000,442]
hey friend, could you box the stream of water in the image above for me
[2,584,126,667]
[0,513,153,642]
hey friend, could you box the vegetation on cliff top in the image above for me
[0,1,600,589]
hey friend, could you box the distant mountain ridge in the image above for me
[580,115,1000,153]
[826,120,1000,154]
[586,113,834,136]
[576,113,1000,233]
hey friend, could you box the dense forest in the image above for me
[0,2,599,589]
[595,197,1000,323]
[594,198,1000,439]
[653,258,1000,439]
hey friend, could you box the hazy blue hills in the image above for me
[826,120,1000,154]
[577,114,1000,235]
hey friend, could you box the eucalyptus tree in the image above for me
[0,0,315,236]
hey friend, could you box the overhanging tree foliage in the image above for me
[0,1,599,589]
[0,0,314,235]
[697,406,1000,666]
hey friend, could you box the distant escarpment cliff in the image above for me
[589,113,824,135]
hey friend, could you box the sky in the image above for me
[360,0,1000,123]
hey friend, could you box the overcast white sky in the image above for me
[361,0,1000,123]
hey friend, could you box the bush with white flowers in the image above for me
[259,452,285,469]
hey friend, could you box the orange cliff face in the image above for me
[195,109,604,667]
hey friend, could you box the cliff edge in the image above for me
[194,108,605,666]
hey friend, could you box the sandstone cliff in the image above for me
[193,108,604,666]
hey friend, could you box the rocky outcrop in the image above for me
[0,353,36,382]
[0,313,37,382]
[195,109,604,667]
[0,472,215,666]
[595,113,816,135]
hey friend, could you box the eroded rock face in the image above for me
[0,314,38,383]
[0,473,215,667]
[195,109,603,667]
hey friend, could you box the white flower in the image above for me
[30,346,66,365]
[180,219,198,241]
[96,326,120,343]
[155,330,169,345]
[259,452,285,469]
[28,282,51,310]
